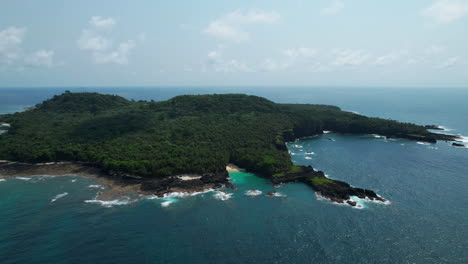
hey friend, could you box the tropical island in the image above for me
[0,92,462,206]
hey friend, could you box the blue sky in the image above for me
[0,0,467,87]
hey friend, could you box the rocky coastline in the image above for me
[0,161,232,198]
[0,160,383,207]
[270,166,385,206]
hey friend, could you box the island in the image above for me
[0,92,461,206]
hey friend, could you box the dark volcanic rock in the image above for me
[424,125,443,130]
[452,142,465,147]
[269,166,386,206]
[267,191,277,196]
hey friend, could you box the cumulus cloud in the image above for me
[0,27,26,53]
[0,26,56,68]
[283,47,317,58]
[93,40,135,65]
[203,10,280,42]
[332,49,371,67]
[205,47,253,73]
[321,0,345,15]
[90,16,116,29]
[422,0,468,24]
[436,57,459,68]
[261,58,289,72]
[374,52,405,66]
[78,16,137,65]
[78,30,111,51]
[25,50,55,67]
[0,27,26,63]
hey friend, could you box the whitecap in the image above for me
[272,192,286,197]
[161,201,173,207]
[438,126,453,131]
[245,190,262,196]
[305,152,315,155]
[71,179,77,183]
[305,157,312,160]
[213,191,233,201]
[50,192,68,203]
[417,142,431,145]
[323,130,331,134]
[294,144,303,148]
[0,179,6,182]
[16,177,32,181]
[146,195,159,200]
[88,185,105,189]
[85,197,132,208]
[372,134,384,139]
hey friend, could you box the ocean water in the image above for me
[0,87,467,264]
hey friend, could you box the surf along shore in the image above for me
[0,160,389,207]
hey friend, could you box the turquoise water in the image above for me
[1,88,467,263]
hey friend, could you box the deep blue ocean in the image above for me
[0,87,467,264]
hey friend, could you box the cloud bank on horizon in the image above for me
[0,0,467,87]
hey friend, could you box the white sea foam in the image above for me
[16,177,32,181]
[213,191,233,201]
[294,144,303,148]
[456,136,468,143]
[417,142,431,145]
[437,126,453,131]
[316,193,390,209]
[323,130,331,134]
[163,189,214,199]
[161,201,173,207]
[305,157,312,160]
[50,192,68,203]
[305,152,315,155]
[85,197,133,208]
[71,179,77,183]
[372,134,384,139]
[88,185,105,189]
[272,192,286,197]
[245,190,262,196]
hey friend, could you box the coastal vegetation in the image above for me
[0,92,450,179]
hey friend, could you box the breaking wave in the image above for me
[245,190,262,196]
[50,192,68,203]
[213,191,233,201]
[85,197,134,208]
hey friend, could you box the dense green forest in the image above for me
[0,92,437,178]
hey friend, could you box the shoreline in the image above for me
[0,161,231,201]
[0,161,387,207]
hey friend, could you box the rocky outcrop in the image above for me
[424,125,443,130]
[0,161,232,197]
[270,166,385,206]
[452,142,466,147]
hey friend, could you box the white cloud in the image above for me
[78,17,137,65]
[93,40,135,65]
[422,0,468,24]
[436,57,459,68]
[78,30,111,51]
[261,58,290,72]
[25,50,55,67]
[321,0,345,15]
[90,16,116,29]
[375,52,404,66]
[332,49,371,67]
[203,10,280,42]
[205,47,253,73]
[283,47,317,58]
[0,27,26,53]
[0,26,56,69]
[424,45,446,54]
